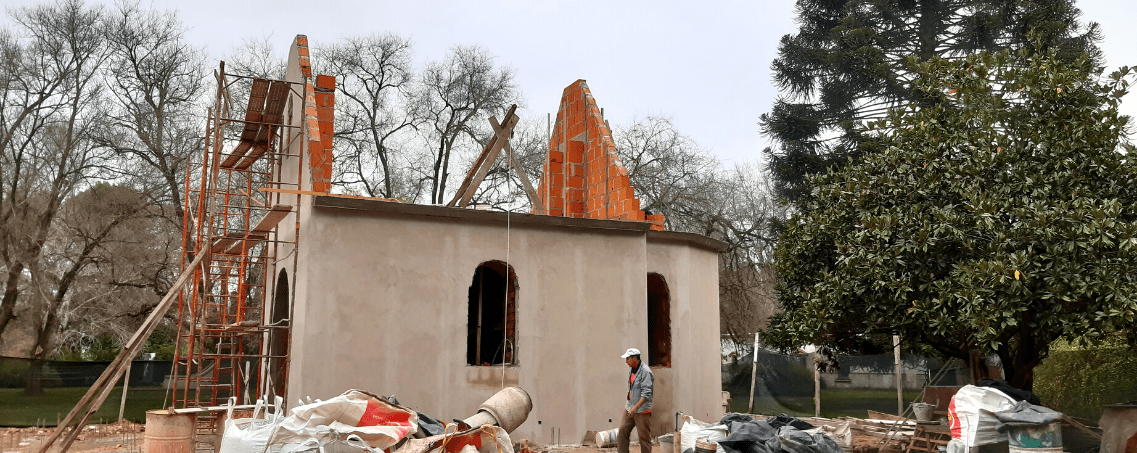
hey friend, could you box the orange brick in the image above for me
[569,176,584,188]
[316,74,336,90]
[550,150,564,163]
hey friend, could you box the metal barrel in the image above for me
[142,410,196,453]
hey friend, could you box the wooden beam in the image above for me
[491,116,546,215]
[251,205,293,233]
[221,78,270,168]
[257,187,401,203]
[448,104,519,207]
[40,249,212,453]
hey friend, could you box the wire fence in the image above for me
[0,356,174,427]
[721,348,961,418]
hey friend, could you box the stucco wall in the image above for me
[645,236,724,436]
[283,200,724,443]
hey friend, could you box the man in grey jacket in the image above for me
[617,347,653,453]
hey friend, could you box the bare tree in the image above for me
[25,184,157,394]
[614,115,721,231]
[320,33,420,199]
[612,116,785,350]
[99,2,206,240]
[465,117,548,211]
[0,0,108,347]
[416,45,519,204]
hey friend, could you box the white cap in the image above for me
[620,348,641,358]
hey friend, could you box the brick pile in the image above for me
[536,80,665,230]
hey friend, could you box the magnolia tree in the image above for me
[767,47,1137,390]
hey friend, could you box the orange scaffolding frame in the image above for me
[171,62,305,419]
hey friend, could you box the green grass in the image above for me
[727,389,923,419]
[0,387,169,427]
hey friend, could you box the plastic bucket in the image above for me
[596,428,619,447]
[143,409,196,453]
[1007,422,1063,453]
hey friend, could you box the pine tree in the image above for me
[761,0,1101,204]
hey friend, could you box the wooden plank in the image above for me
[868,410,909,421]
[448,104,518,207]
[258,187,401,202]
[1062,414,1102,441]
[251,205,293,233]
[456,111,519,207]
[221,79,270,168]
[210,234,243,253]
[492,115,546,215]
[236,81,290,170]
[39,250,212,453]
[225,233,267,255]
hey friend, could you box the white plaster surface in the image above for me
[282,203,723,442]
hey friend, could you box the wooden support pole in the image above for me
[814,357,821,418]
[747,333,759,414]
[118,360,131,422]
[895,335,903,416]
[39,249,211,453]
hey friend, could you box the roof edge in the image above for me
[313,196,652,233]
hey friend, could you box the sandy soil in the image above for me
[0,422,901,453]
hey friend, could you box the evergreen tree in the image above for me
[767,47,1135,390]
[761,0,1101,204]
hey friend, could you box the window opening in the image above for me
[467,261,517,366]
[647,272,671,367]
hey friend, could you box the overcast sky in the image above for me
[3,0,1136,167]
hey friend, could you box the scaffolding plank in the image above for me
[210,234,244,253]
[236,81,290,170]
[221,78,270,168]
[251,204,292,233]
[224,232,267,255]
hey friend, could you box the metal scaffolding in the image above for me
[172,62,304,416]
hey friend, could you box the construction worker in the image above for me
[618,347,653,453]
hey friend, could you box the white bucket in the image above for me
[596,428,619,447]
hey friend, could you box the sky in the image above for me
[3,0,1136,168]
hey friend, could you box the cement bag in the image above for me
[948,384,1017,446]
[219,396,286,453]
[680,415,729,453]
[269,389,419,450]
[395,424,515,453]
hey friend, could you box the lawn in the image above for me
[0,387,170,427]
[727,389,923,419]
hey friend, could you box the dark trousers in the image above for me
[617,410,652,453]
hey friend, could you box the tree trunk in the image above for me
[0,264,25,345]
[24,357,45,396]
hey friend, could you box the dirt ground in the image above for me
[0,423,898,453]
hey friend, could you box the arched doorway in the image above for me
[467,261,518,366]
[267,269,290,398]
[647,273,671,367]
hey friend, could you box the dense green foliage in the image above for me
[767,47,1137,390]
[762,0,1101,203]
[1034,339,1137,419]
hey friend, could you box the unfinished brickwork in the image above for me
[537,80,665,230]
[295,36,335,194]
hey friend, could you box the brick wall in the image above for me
[294,35,335,194]
[536,80,664,230]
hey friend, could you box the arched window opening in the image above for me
[467,261,518,366]
[647,273,671,367]
[268,269,290,398]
